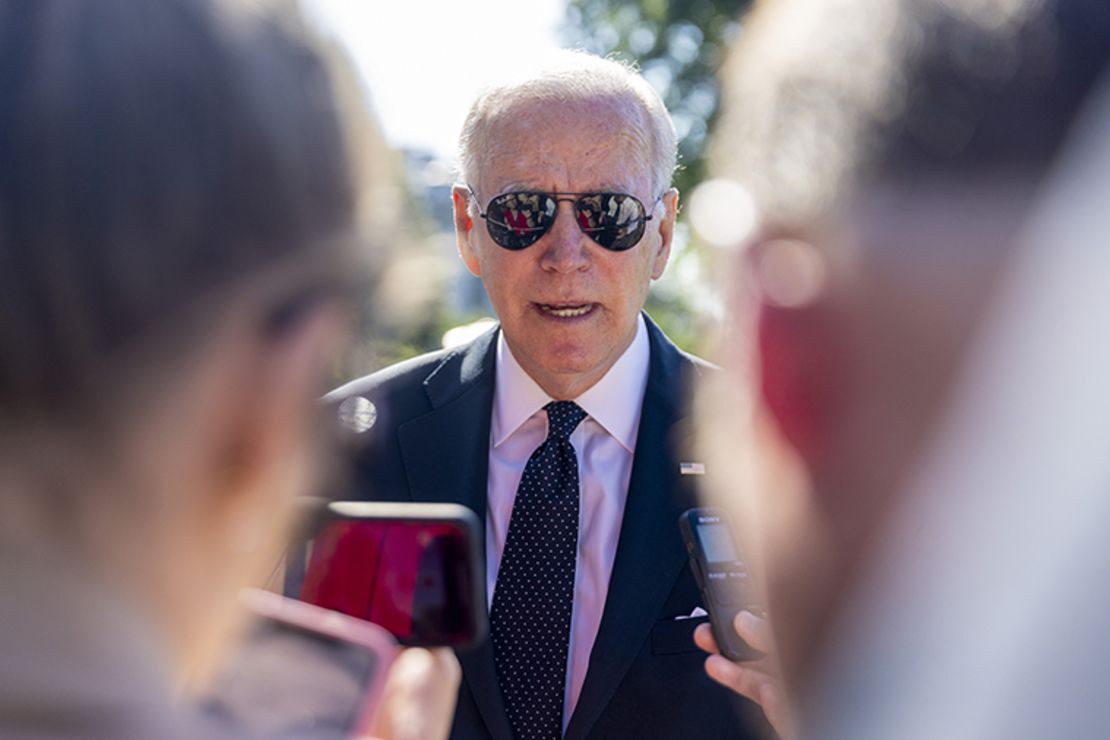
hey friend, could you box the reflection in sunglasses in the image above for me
[469,187,659,252]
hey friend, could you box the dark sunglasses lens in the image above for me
[484,192,556,250]
[574,193,647,251]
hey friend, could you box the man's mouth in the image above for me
[536,302,596,318]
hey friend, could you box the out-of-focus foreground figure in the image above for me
[699,0,1110,736]
[0,2,459,738]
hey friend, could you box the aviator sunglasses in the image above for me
[468,186,661,252]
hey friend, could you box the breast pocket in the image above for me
[650,615,709,655]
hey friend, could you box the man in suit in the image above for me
[327,52,764,739]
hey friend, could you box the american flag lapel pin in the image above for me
[679,462,706,476]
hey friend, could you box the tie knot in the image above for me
[544,401,587,441]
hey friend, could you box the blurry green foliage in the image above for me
[644,290,700,357]
[563,0,751,198]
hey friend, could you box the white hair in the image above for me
[457,50,677,201]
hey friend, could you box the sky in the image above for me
[304,0,566,160]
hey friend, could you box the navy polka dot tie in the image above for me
[491,401,587,740]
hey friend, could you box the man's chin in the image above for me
[513,344,611,393]
[536,355,603,379]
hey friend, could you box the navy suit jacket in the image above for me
[325,315,764,740]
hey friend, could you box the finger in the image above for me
[758,681,796,740]
[704,655,794,739]
[704,654,773,704]
[427,647,462,688]
[367,648,461,740]
[733,610,773,653]
[693,622,719,654]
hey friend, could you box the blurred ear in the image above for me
[452,185,482,278]
[750,238,841,467]
[166,301,345,684]
[651,187,679,280]
[203,303,345,555]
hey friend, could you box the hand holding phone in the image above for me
[368,647,462,740]
[199,589,396,739]
[292,501,486,649]
[679,507,764,662]
[694,611,795,740]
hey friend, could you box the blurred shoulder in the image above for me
[323,325,499,429]
[677,345,719,375]
[644,312,720,382]
[326,346,452,404]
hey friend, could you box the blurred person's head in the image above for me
[451,51,679,399]
[0,0,357,680]
[708,0,1110,696]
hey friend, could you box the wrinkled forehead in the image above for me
[476,95,656,197]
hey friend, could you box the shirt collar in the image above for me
[492,333,553,448]
[492,315,650,453]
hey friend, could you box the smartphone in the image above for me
[200,588,396,739]
[679,507,764,662]
[290,501,486,650]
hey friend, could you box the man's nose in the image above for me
[538,201,591,273]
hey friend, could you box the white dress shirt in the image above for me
[487,314,650,731]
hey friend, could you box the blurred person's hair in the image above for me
[0,0,355,431]
[718,0,1110,229]
[457,50,678,197]
[701,0,1110,699]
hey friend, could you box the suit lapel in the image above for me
[396,328,514,740]
[396,330,496,519]
[565,317,699,740]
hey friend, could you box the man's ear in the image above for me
[452,185,482,278]
[750,238,842,468]
[650,187,679,280]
